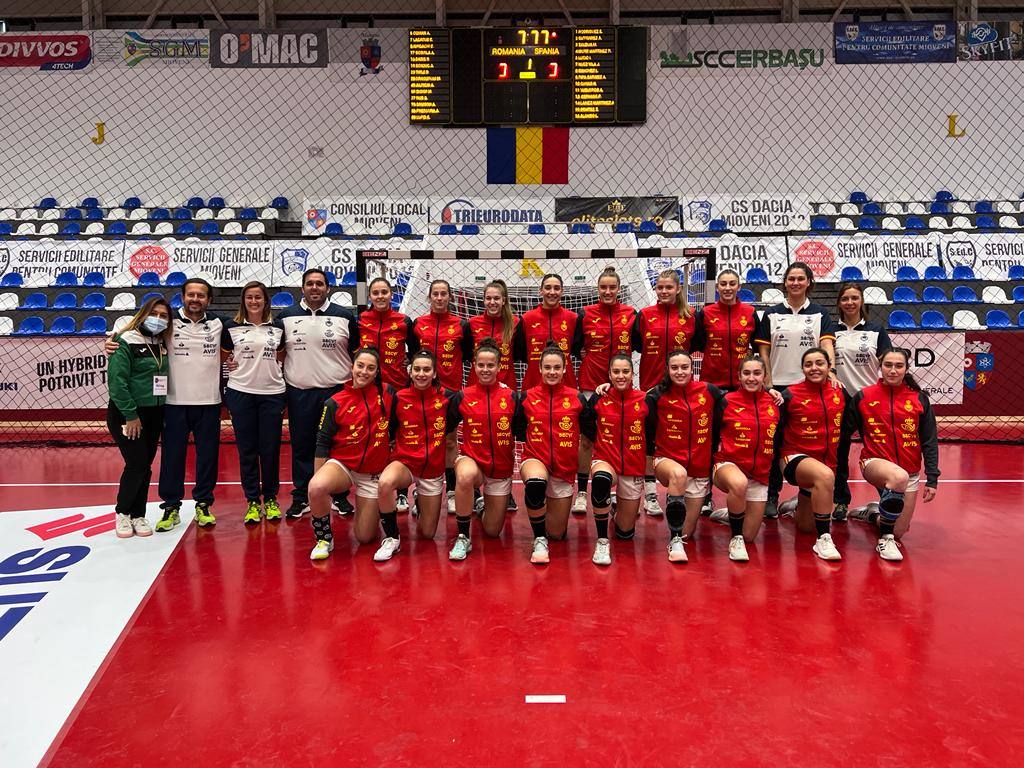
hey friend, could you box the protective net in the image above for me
[0,9,1022,445]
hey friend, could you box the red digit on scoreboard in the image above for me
[498,61,509,79]
[547,62,559,79]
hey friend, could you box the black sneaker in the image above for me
[764,495,780,519]
[333,494,354,517]
[507,496,518,513]
[285,499,308,519]
[700,493,713,516]
[832,503,849,522]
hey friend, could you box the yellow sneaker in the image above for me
[264,498,282,521]
[195,502,216,527]
[243,500,261,525]
[155,506,181,532]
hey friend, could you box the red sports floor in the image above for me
[2,443,1023,767]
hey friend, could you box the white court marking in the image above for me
[525,695,567,704]
[0,502,193,768]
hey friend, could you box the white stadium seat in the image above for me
[0,317,13,336]
[904,202,928,214]
[834,217,855,230]
[760,288,784,303]
[951,201,972,214]
[245,222,265,235]
[883,202,905,214]
[131,222,151,234]
[0,292,19,310]
[259,207,279,220]
[928,216,948,229]
[864,286,890,305]
[19,208,38,220]
[216,207,235,220]
[16,222,35,235]
[998,215,1020,229]
[223,222,243,234]
[882,216,902,230]
[839,203,859,215]
[112,315,135,332]
[40,208,60,220]
[153,222,174,234]
[107,207,126,219]
[330,292,353,307]
[953,310,982,329]
[195,207,213,219]
[85,222,105,234]
[982,286,1010,304]
[38,222,58,235]
[816,203,838,215]
[994,201,1017,213]
[128,208,147,220]
[0,208,15,219]
[109,293,136,311]
[950,215,973,229]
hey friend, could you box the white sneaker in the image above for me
[473,495,485,516]
[395,493,410,514]
[449,534,472,561]
[592,538,611,566]
[667,535,688,563]
[778,497,798,517]
[530,536,550,564]
[728,535,749,562]
[373,537,400,562]
[131,517,153,537]
[708,508,730,525]
[309,539,334,561]
[446,491,456,515]
[644,492,663,517]
[877,535,903,561]
[813,533,842,561]
[115,513,134,538]
[571,493,588,516]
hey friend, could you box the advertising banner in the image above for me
[938,232,1024,281]
[889,332,964,405]
[302,197,432,236]
[431,197,555,226]
[272,240,358,287]
[120,241,274,287]
[91,30,210,67]
[958,22,1024,62]
[787,233,943,281]
[0,241,125,286]
[638,234,790,281]
[554,196,678,227]
[679,194,809,232]
[0,33,92,70]
[211,29,328,68]
[0,338,109,409]
[835,22,956,64]
[654,24,830,72]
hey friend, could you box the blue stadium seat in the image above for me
[638,220,659,233]
[528,224,546,234]
[79,315,108,335]
[165,271,187,287]
[905,216,926,230]
[393,222,413,236]
[271,292,294,309]
[920,310,950,329]
[148,207,170,221]
[200,221,219,235]
[895,266,920,281]
[141,291,164,303]
[975,201,993,214]
[186,196,204,210]
[976,215,996,229]
[19,292,47,309]
[64,208,82,220]
[1,273,24,287]
[1008,265,1024,280]
[951,265,976,280]
[60,223,81,236]
[85,208,103,221]
[745,268,770,284]
[0,223,12,235]
[123,196,142,210]
[107,221,128,235]
[839,266,865,281]
[849,191,869,204]
[1012,286,1024,302]
[810,216,830,232]
[81,292,106,311]
[858,217,878,231]
[170,294,183,310]
[83,271,105,287]
[53,293,77,310]
[38,197,58,209]
[922,286,948,303]
[239,208,257,220]
[54,271,78,286]
[48,316,76,335]
[887,310,917,329]
[951,285,980,303]
[934,190,954,202]
[929,201,949,215]
[1018,310,1024,328]
[325,223,345,236]
[923,266,947,281]
[324,272,337,286]
[14,316,44,335]
[863,202,883,215]
[985,310,1012,328]
[892,286,919,304]
[570,223,592,234]
[177,222,196,235]
[208,196,226,209]
[708,218,729,232]
[341,272,357,286]
[137,272,161,287]
[461,224,480,235]
[80,197,100,209]
[614,222,634,233]
[174,208,193,220]
[737,288,757,303]
[271,196,289,210]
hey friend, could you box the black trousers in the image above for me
[286,384,342,503]
[158,403,221,507]
[107,404,163,518]
[225,388,286,502]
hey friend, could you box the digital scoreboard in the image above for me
[409,26,647,126]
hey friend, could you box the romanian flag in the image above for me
[486,126,569,185]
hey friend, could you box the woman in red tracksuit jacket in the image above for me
[359,277,418,389]
[775,347,846,562]
[584,353,649,567]
[514,272,580,391]
[467,280,519,389]
[445,339,518,561]
[645,349,724,563]
[692,269,758,390]
[837,348,940,561]
[711,356,781,562]
[370,350,452,562]
[308,348,392,561]
[513,343,591,565]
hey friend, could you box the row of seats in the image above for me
[0,221,269,236]
[3,315,110,335]
[888,309,1023,329]
[892,285,1024,304]
[12,195,288,212]
[813,199,1024,216]
[811,214,1019,232]
[1,206,282,223]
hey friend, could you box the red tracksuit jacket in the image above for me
[446,383,517,479]
[514,382,588,483]
[358,307,416,389]
[466,313,519,389]
[779,379,846,470]
[713,389,780,484]
[588,387,649,477]
[635,304,697,391]
[574,301,638,391]
[388,385,451,478]
[645,380,722,477]
[413,311,471,391]
[694,301,757,388]
[315,383,392,474]
[515,305,579,390]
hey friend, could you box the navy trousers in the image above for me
[286,384,341,503]
[225,388,286,502]
[158,403,221,508]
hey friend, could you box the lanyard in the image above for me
[144,340,164,372]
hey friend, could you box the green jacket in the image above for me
[107,328,169,420]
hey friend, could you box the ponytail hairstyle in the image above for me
[782,261,815,295]
[428,279,452,311]
[738,353,766,377]
[599,265,621,287]
[608,352,634,372]
[656,268,692,321]
[368,277,393,307]
[351,346,384,389]
[879,347,921,391]
[484,279,515,349]
[540,272,563,288]
[801,346,833,368]
[539,340,566,367]
[407,348,440,389]
[658,349,693,392]
[836,281,869,322]
[475,336,503,363]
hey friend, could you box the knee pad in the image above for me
[524,477,548,510]
[590,471,613,508]
[879,488,905,523]
[614,523,635,540]
[666,494,685,512]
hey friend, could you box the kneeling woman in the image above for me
[839,348,939,560]
[308,348,392,560]
[513,343,590,564]
[586,354,649,566]
[776,347,846,561]
[372,351,451,561]
[646,350,723,563]
[445,340,517,560]
[711,357,781,562]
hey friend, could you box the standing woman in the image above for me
[755,262,837,517]
[467,280,519,389]
[222,281,287,524]
[585,354,648,566]
[634,269,696,517]
[645,350,723,563]
[371,351,450,561]
[692,269,757,391]
[775,348,846,561]
[446,340,518,560]
[413,279,472,513]
[107,297,172,538]
[571,266,638,516]
[307,348,392,560]
[513,343,590,564]
[514,272,580,391]
[838,348,940,560]
[831,282,892,520]
[710,357,781,561]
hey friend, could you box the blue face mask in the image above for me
[143,316,169,335]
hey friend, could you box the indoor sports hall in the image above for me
[1,5,1023,767]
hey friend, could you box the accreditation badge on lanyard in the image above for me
[147,342,167,396]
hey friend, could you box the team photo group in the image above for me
[104,260,939,567]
